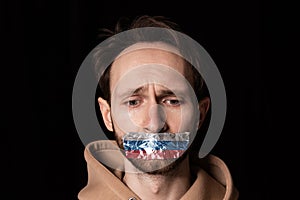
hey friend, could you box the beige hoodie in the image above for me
[78,140,239,200]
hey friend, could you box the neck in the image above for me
[123,156,191,200]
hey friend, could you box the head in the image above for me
[95,15,211,174]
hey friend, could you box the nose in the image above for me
[144,104,167,133]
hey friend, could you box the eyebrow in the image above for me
[118,85,182,100]
[156,89,176,98]
[117,85,148,99]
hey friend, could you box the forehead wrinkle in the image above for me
[117,83,188,100]
[116,84,149,99]
[110,53,191,101]
[110,49,186,87]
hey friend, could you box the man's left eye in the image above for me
[163,99,181,106]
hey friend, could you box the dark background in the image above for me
[3,0,291,199]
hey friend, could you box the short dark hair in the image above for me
[94,15,208,104]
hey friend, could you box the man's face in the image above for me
[99,43,203,173]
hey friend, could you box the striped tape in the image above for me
[123,132,189,160]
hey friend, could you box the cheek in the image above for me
[164,108,182,131]
[111,125,125,149]
[112,105,149,132]
[128,106,149,127]
[181,105,200,132]
[165,105,199,133]
[112,106,136,133]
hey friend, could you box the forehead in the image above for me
[110,43,186,90]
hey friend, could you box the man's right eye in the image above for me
[125,99,142,107]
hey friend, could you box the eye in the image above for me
[125,97,142,108]
[163,99,182,107]
[128,100,140,106]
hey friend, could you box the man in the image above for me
[78,15,239,200]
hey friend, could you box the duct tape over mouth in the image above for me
[123,132,190,160]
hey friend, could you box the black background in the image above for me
[3,0,291,199]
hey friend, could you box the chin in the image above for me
[128,151,188,175]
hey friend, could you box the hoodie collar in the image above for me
[79,140,238,200]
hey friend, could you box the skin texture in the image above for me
[98,42,210,200]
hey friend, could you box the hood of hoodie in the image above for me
[78,140,239,200]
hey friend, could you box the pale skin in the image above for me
[98,43,210,200]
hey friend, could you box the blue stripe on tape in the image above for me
[123,140,189,151]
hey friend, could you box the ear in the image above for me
[198,97,210,129]
[98,97,113,132]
